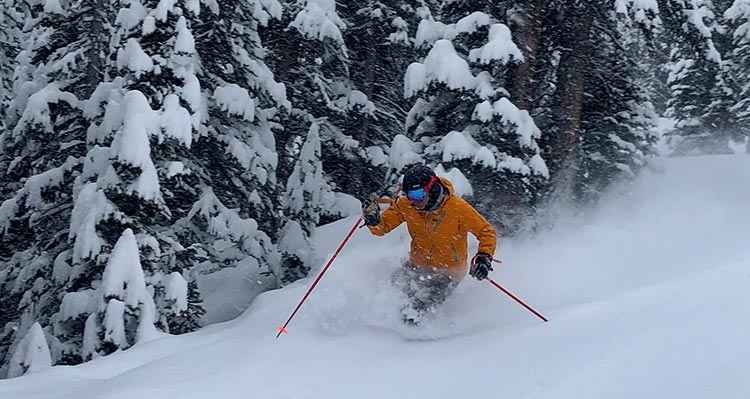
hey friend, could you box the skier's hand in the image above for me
[470,252,493,280]
[362,193,381,227]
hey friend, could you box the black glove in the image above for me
[470,252,493,281]
[362,194,381,227]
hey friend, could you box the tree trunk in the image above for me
[549,7,595,200]
[351,41,378,199]
[507,0,543,111]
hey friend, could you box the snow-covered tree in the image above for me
[0,3,21,127]
[576,13,659,201]
[658,0,739,154]
[2,0,283,372]
[404,5,549,229]
[264,1,374,215]
[7,322,51,378]
[81,229,160,358]
[0,0,116,375]
[278,122,327,284]
[725,0,750,150]
[331,1,435,196]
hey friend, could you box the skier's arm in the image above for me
[461,201,497,255]
[367,199,406,236]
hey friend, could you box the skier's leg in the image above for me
[413,272,457,316]
[390,264,424,325]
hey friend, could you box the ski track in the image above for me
[1,154,749,399]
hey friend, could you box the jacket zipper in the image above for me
[450,243,458,262]
[425,210,433,268]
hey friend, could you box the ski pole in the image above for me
[487,277,548,322]
[276,216,363,337]
[481,258,548,322]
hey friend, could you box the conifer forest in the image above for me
[0,0,748,378]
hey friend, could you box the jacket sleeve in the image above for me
[460,200,497,256]
[367,199,406,236]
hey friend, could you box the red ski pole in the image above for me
[482,258,548,323]
[276,217,363,338]
[487,278,548,322]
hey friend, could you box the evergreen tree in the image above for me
[576,12,659,202]
[278,122,326,284]
[2,0,283,372]
[0,0,115,375]
[81,229,159,359]
[658,0,738,154]
[334,1,435,196]
[6,322,51,378]
[0,3,21,127]
[169,0,285,295]
[78,0,280,354]
[265,0,370,215]
[725,0,750,150]
[503,1,662,207]
[404,3,548,230]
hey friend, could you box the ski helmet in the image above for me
[402,164,435,191]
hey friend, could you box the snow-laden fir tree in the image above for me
[575,10,659,202]
[80,228,160,359]
[404,3,548,231]
[264,0,369,217]
[168,0,287,306]
[0,3,21,128]
[0,0,116,375]
[494,0,662,207]
[725,0,750,151]
[2,0,286,372]
[6,322,51,378]
[278,122,326,284]
[333,1,437,193]
[79,0,284,354]
[658,0,739,154]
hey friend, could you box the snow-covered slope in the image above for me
[2,155,749,399]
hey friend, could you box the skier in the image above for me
[362,164,497,324]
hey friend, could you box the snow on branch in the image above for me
[70,183,115,263]
[110,90,162,200]
[256,0,283,24]
[116,39,154,77]
[174,16,196,54]
[405,40,475,97]
[214,84,256,121]
[290,0,346,44]
[187,189,266,251]
[468,24,524,65]
[12,82,79,135]
[223,135,277,185]
[161,94,193,146]
[165,272,188,312]
[434,164,473,198]
[416,12,493,47]
[726,0,750,42]
[0,157,79,234]
[284,122,324,219]
[615,0,661,26]
[101,229,149,308]
[388,135,423,171]
[473,98,542,149]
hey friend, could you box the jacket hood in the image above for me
[438,176,456,196]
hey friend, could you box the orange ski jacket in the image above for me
[367,177,497,281]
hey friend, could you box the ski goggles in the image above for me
[405,175,438,202]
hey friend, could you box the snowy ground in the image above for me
[1,154,749,399]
